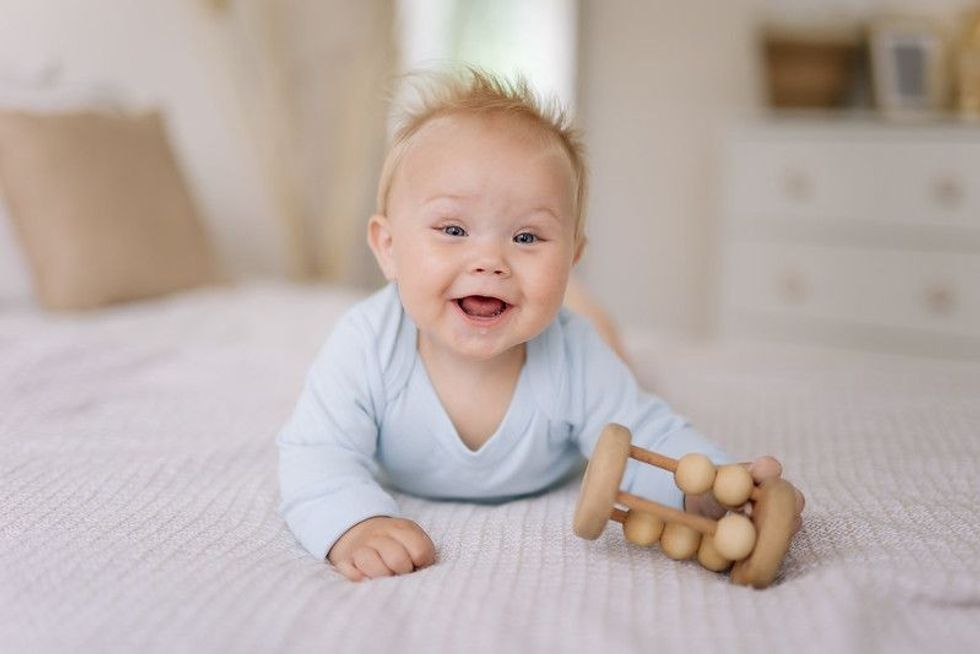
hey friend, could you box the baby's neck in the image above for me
[417,337,526,385]
[417,337,527,451]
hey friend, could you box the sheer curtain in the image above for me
[207,0,395,285]
[205,0,577,285]
[397,0,578,109]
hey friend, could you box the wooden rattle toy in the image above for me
[573,423,800,588]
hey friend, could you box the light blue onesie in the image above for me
[277,283,731,560]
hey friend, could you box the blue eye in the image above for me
[514,232,537,244]
[442,225,466,237]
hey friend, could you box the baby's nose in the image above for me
[471,248,510,276]
[472,262,509,276]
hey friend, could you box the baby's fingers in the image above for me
[352,546,395,579]
[334,559,366,582]
[749,460,805,515]
[747,456,782,483]
[370,537,415,575]
[397,528,437,569]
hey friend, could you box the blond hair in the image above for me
[376,68,588,244]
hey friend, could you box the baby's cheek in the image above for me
[525,283,568,332]
[396,282,438,327]
[536,267,571,308]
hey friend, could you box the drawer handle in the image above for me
[782,168,812,203]
[776,268,809,304]
[932,176,964,210]
[924,283,957,316]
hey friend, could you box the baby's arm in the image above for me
[568,320,805,526]
[566,314,732,509]
[278,313,435,580]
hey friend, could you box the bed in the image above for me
[2,281,978,653]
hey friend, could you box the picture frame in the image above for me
[869,16,950,117]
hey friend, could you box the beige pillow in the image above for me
[0,109,218,310]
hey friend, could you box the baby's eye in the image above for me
[441,225,467,237]
[514,232,538,244]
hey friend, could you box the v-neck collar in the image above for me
[396,322,537,467]
[385,284,568,466]
[414,348,534,464]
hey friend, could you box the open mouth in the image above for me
[455,295,510,319]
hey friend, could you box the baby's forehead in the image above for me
[410,111,561,155]
[379,108,581,226]
[396,112,576,195]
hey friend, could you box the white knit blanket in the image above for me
[1,282,978,653]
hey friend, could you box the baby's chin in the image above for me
[445,336,524,362]
[446,322,554,362]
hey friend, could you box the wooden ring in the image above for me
[730,478,798,588]
[573,424,632,539]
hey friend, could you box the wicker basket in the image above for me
[764,34,861,108]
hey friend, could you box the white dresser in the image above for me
[717,116,980,359]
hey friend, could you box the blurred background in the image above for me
[1,0,978,359]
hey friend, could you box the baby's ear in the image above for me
[367,214,397,280]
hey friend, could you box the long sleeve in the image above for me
[277,312,401,560]
[565,315,732,509]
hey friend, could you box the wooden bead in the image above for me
[623,510,664,546]
[713,464,754,506]
[674,453,716,495]
[697,535,732,572]
[660,522,702,560]
[713,513,757,561]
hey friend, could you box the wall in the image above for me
[0,0,288,278]
[3,0,975,314]
[577,0,978,337]
[577,0,763,337]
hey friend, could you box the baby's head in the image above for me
[368,69,588,362]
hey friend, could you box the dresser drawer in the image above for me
[720,242,980,340]
[725,129,980,230]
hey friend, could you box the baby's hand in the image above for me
[327,516,436,582]
[684,456,805,534]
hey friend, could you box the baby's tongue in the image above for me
[459,295,505,317]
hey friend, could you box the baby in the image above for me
[278,70,801,581]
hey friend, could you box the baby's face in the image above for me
[370,113,581,362]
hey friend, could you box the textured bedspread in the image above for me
[1,282,978,653]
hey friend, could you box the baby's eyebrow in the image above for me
[525,206,562,223]
[421,193,469,207]
[420,194,565,223]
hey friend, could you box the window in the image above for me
[396,0,578,109]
